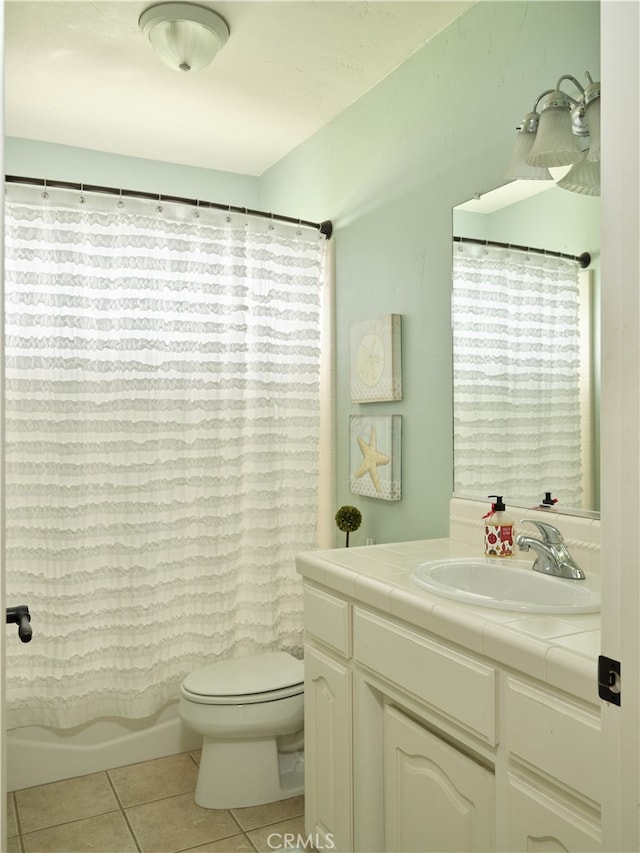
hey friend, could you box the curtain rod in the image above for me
[5,175,333,239]
[453,235,590,268]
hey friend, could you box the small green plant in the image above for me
[335,505,362,547]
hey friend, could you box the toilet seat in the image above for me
[181,651,304,706]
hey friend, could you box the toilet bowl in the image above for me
[179,651,304,809]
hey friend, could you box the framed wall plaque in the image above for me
[349,314,402,403]
[349,415,401,501]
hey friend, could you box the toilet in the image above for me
[179,650,305,809]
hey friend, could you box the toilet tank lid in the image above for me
[183,651,304,697]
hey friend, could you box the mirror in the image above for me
[452,181,601,514]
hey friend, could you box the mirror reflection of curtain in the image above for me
[452,241,591,508]
[4,184,329,729]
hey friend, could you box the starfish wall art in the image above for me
[349,415,402,501]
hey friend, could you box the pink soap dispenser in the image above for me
[483,495,514,558]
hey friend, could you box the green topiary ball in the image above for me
[335,505,362,533]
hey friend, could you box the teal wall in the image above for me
[5,1,600,547]
[259,1,600,545]
[5,137,259,208]
[454,189,600,257]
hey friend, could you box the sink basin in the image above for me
[412,558,600,613]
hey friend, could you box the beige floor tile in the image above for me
[247,815,306,853]
[182,834,256,852]
[21,810,137,853]
[126,791,241,853]
[6,792,18,837]
[232,796,305,831]
[109,752,198,807]
[5,835,22,853]
[15,772,120,834]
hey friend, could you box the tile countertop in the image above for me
[296,539,602,708]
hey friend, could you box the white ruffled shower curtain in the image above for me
[453,241,588,507]
[4,183,330,729]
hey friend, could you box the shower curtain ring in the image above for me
[194,199,200,219]
[225,205,232,224]
[269,213,275,231]
[41,179,49,200]
[117,189,125,209]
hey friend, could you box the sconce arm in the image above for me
[555,74,586,105]
[531,89,555,113]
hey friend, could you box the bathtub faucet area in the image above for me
[6,605,32,643]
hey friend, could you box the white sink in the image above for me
[412,558,600,613]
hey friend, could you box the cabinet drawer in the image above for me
[303,584,351,658]
[505,676,601,804]
[354,608,496,745]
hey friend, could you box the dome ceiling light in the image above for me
[139,2,230,73]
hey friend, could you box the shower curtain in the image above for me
[4,183,330,729]
[452,241,588,507]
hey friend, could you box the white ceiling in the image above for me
[4,0,473,177]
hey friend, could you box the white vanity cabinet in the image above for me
[506,776,601,853]
[303,584,353,851]
[301,574,602,853]
[383,702,495,852]
[352,606,497,852]
[502,676,602,852]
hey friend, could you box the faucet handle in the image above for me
[519,518,564,545]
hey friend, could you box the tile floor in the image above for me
[6,750,306,853]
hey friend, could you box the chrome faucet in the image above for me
[516,519,585,580]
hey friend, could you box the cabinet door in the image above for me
[507,773,601,852]
[384,703,495,852]
[304,644,352,852]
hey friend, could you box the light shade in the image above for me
[527,91,584,167]
[556,157,600,196]
[139,3,229,73]
[505,122,553,180]
[507,72,601,197]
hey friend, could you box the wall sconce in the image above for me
[139,2,230,73]
[506,72,600,196]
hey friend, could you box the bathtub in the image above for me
[6,701,201,791]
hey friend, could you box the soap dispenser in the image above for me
[483,495,514,558]
[538,492,559,509]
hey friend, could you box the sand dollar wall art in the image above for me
[349,314,402,403]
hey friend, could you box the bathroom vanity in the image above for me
[297,499,603,852]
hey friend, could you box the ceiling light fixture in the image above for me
[506,72,601,196]
[139,2,229,73]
